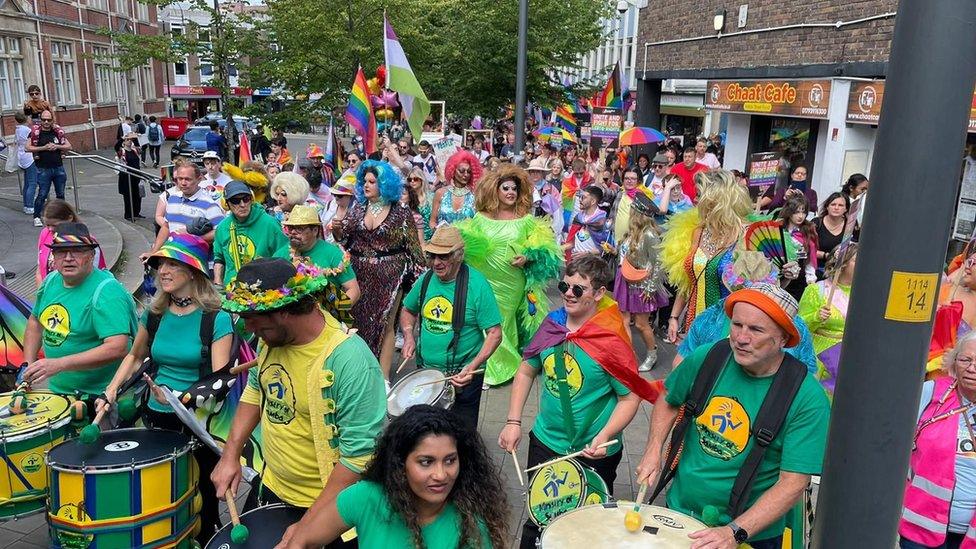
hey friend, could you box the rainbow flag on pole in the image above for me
[594,61,622,109]
[555,104,578,135]
[384,14,430,140]
[345,66,378,154]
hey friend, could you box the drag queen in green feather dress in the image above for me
[455,165,562,386]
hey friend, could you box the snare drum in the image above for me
[387,369,455,418]
[526,458,609,527]
[538,503,706,548]
[47,428,199,549]
[0,391,73,519]
[205,504,305,548]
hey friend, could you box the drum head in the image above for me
[527,458,588,527]
[0,392,72,442]
[47,428,191,470]
[539,503,707,548]
[206,504,305,548]
[387,369,446,416]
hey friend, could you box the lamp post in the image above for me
[513,0,528,153]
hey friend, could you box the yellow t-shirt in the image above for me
[613,194,633,244]
[241,329,327,507]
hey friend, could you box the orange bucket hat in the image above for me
[724,283,801,348]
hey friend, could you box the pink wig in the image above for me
[444,150,483,188]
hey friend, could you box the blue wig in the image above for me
[355,160,403,205]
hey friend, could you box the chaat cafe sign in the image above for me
[847,80,976,132]
[706,80,832,119]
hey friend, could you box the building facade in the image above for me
[0,0,166,151]
[635,0,905,204]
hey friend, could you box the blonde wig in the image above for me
[271,172,311,209]
[475,164,533,217]
[694,169,752,244]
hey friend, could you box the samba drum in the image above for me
[387,369,455,418]
[538,503,706,548]
[526,458,609,527]
[205,504,305,548]
[47,428,199,549]
[0,391,73,519]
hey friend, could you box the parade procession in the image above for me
[0,0,975,547]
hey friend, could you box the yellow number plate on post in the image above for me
[884,271,939,322]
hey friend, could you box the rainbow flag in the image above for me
[555,104,577,135]
[237,128,252,167]
[323,119,343,186]
[594,61,622,109]
[345,66,378,154]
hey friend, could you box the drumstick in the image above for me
[625,481,649,532]
[524,439,619,473]
[79,408,108,444]
[229,359,257,375]
[225,488,250,543]
[395,356,410,374]
[510,448,524,487]
[8,380,31,415]
[411,369,486,388]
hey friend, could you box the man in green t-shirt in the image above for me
[636,284,830,548]
[213,181,289,286]
[275,204,360,324]
[23,222,137,397]
[399,225,502,430]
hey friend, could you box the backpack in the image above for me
[415,264,470,371]
[145,310,226,381]
[650,339,808,519]
[137,121,147,134]
[148,124,161,142]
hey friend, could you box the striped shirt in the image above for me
[164,187,225,233]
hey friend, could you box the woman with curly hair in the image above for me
[455,164,562,385]
[334,160,425,377]
[279,405,507,549]
[661,169,753,343]
[431,149,482,228]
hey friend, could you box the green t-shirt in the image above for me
[526,342,630,455]
[33,269,137,395]
[663,342,830,541]
[213,207,289,285]
[140,308,234,412]
[402,267,502,374]
[336,480,492,549]
[273,239,355,286]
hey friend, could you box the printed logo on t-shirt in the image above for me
[260,363,296,424]
[542,351,583,398]
[958,417,976,458]
[696,396,751,460]
[39,304,70,347]
[421,296,453,334]
[231,234,256,264]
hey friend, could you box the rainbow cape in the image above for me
[345,66,377,154]
[523,296,662,403]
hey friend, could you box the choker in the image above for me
[171,295,193,308]
[368,201,387,216]
[450,186,471,197]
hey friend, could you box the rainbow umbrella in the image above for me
[618,126,666,146]
[533,125,577,143]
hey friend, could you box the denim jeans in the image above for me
[20,163,37,210]
[34,165,66,217]
[900,533,964,549]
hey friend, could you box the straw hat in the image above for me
[282,205,322,227]
[423,225,464,255]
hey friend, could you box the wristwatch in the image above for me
[727,521,748,543]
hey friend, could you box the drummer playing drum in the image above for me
[399,225,502,430]
[210,258,387,548]
[498,255,662,549]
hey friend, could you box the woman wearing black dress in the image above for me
[812,192,849,278]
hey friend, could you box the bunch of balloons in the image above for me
[366,65,399,120]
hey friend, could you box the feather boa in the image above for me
[660,208,700,297]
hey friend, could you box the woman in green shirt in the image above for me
[278,405,507,549]
[96,233,232,543]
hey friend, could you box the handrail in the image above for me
[65,152,163,183]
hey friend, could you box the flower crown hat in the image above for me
[223,257,331,313]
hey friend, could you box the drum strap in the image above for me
[553,342,577,445]
[415,264,470,372]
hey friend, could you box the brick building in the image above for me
[0,0,165,152]
[636,1,911,203]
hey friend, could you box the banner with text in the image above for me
[591,107,622,146]
[705,80,832,119]
[847,80,976,132]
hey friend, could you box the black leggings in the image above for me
[142,409,220,545]
[519,432,623,549]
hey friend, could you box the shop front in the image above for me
[163,85,253,121]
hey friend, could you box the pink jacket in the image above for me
[900,376,976,547]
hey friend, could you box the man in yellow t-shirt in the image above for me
[211,258,385,548]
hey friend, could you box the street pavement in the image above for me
[0,135,677,547]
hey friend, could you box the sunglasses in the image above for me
[40,118,53,122]
[652,163,665,168]
[227,195,252,205]
[408,177,424,182]
[425,251,456,261]
[558,281,590,298]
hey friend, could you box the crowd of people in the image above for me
[14,102,976,549]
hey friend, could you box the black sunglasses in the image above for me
[227,195,252,205]
[425,251,456,261]
[652,163,665,168]
[558,281,590,298]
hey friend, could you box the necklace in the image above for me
[368,201,386,216]
[450,186,470,197]
[171,295,193,308]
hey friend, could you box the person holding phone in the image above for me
[762,165,818,212]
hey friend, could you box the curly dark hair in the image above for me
[362,405,508,549]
